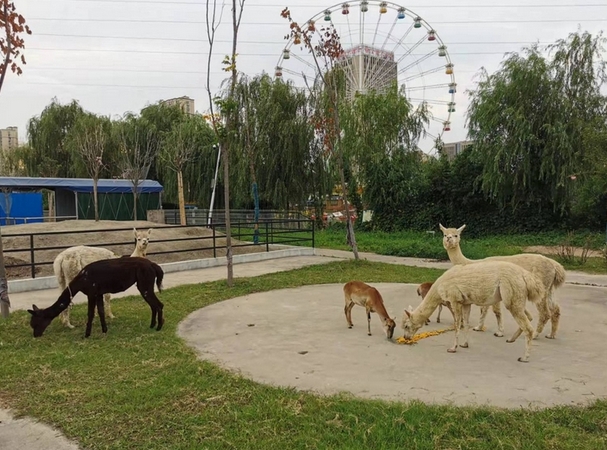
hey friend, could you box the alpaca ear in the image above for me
[456,224,466,233]
[27,309,35,315]
[33,304,40,311]
[133,228,138,238]
[408,304,413,312]
[405,310,412,318]
[147,228,152,236]
[439,223,447,233]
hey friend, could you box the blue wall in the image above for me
[0,192,44,225]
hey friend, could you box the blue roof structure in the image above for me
[0,177,163,194]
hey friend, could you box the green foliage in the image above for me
[2,262,607,448]
[468,31,607,214]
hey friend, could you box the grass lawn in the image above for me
[312,227,607,274]
[1,260,606,449]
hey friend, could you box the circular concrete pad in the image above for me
[178,283,607,408]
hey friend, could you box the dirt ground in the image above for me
[1,220,275,280]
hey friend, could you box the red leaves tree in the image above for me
[0,0,32,94]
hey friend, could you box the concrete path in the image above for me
[179,282,607,409]
[3,249,607,449]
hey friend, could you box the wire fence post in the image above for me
[265,222,269,252]
[212,225,217,259]
[29,234,36,279]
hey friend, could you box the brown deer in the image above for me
[417,282,455,325]
[343,281,396,340]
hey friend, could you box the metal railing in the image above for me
[164,209,308,227]
[2,218,315,279]
[1,215,78,225]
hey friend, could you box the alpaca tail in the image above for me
[523,271,545,305]
[152,263,164,292]
[53,252,67,291]
[550,259,566,289]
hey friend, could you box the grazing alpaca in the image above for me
[28,257,164,338]
[417,282,454,324]
[54,227,153,328]
[402,261,545,362]
[440,224,565,340]
[344,281,396,339]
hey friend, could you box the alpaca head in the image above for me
[133,228,152,254]
[401,305,423,339]
[27,305,54,338]
[439,223,465,250]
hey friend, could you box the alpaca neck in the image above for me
[44,288,77,318]
[445,243,474,265]
[412,288,443,326]
[131,249,146,258]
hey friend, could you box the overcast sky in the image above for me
[1,0,606,152]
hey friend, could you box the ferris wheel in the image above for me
[275,1,456,154]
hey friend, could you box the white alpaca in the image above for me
[402,261,545,362]
[440,224,564,340]
[54,228,153,328]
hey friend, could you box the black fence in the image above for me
[3,218,314,280]
[164,209,308,227]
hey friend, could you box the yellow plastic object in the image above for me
[396,327,453,345]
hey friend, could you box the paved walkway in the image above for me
[3,249,607,449]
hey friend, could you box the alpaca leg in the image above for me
[473,305,489,332]
[459,304,472,348]
[506,327,523,343]
[366,309,372,336]
[104,294,115,319]
[154,294,164,331]
[546,295,561,339]
[448,303,462,353]
[532,298,551,339]
[491,302,504,337]
[85,296,96,338]
[344,301,355,328]
[59,303,75,329]
[95,295,108,334]
[504,303,535,362]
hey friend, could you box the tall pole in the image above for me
[208,143,221,227]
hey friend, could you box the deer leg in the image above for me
[104,294,115,319]
[344,301,354,328]
[366,308,372,336]
[95,295,108,334]
[448,303,462,353]
[473,305,489,332]
[85,296,96,338]
[491,302,504,337]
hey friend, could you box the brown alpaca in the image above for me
[28,257,164,338]
[344,281,396,340]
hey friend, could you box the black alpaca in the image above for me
[28,257,165,338]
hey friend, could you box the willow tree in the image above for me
[159,115,215,224]
[228,74,316,240]
[27,99,86,178]
[467,31,607,214]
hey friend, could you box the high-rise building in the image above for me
[336,45,398,99]
[442,140,473,161]
[160,96,196,115]
[0,126,18,151]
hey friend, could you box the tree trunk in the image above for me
[0,228,10,318]
[93,178,99,221]
[0,1,11,96]
[133,189,138,221]
[177,169,186,226]
[48,191,55,222]
[221,143,233,286]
